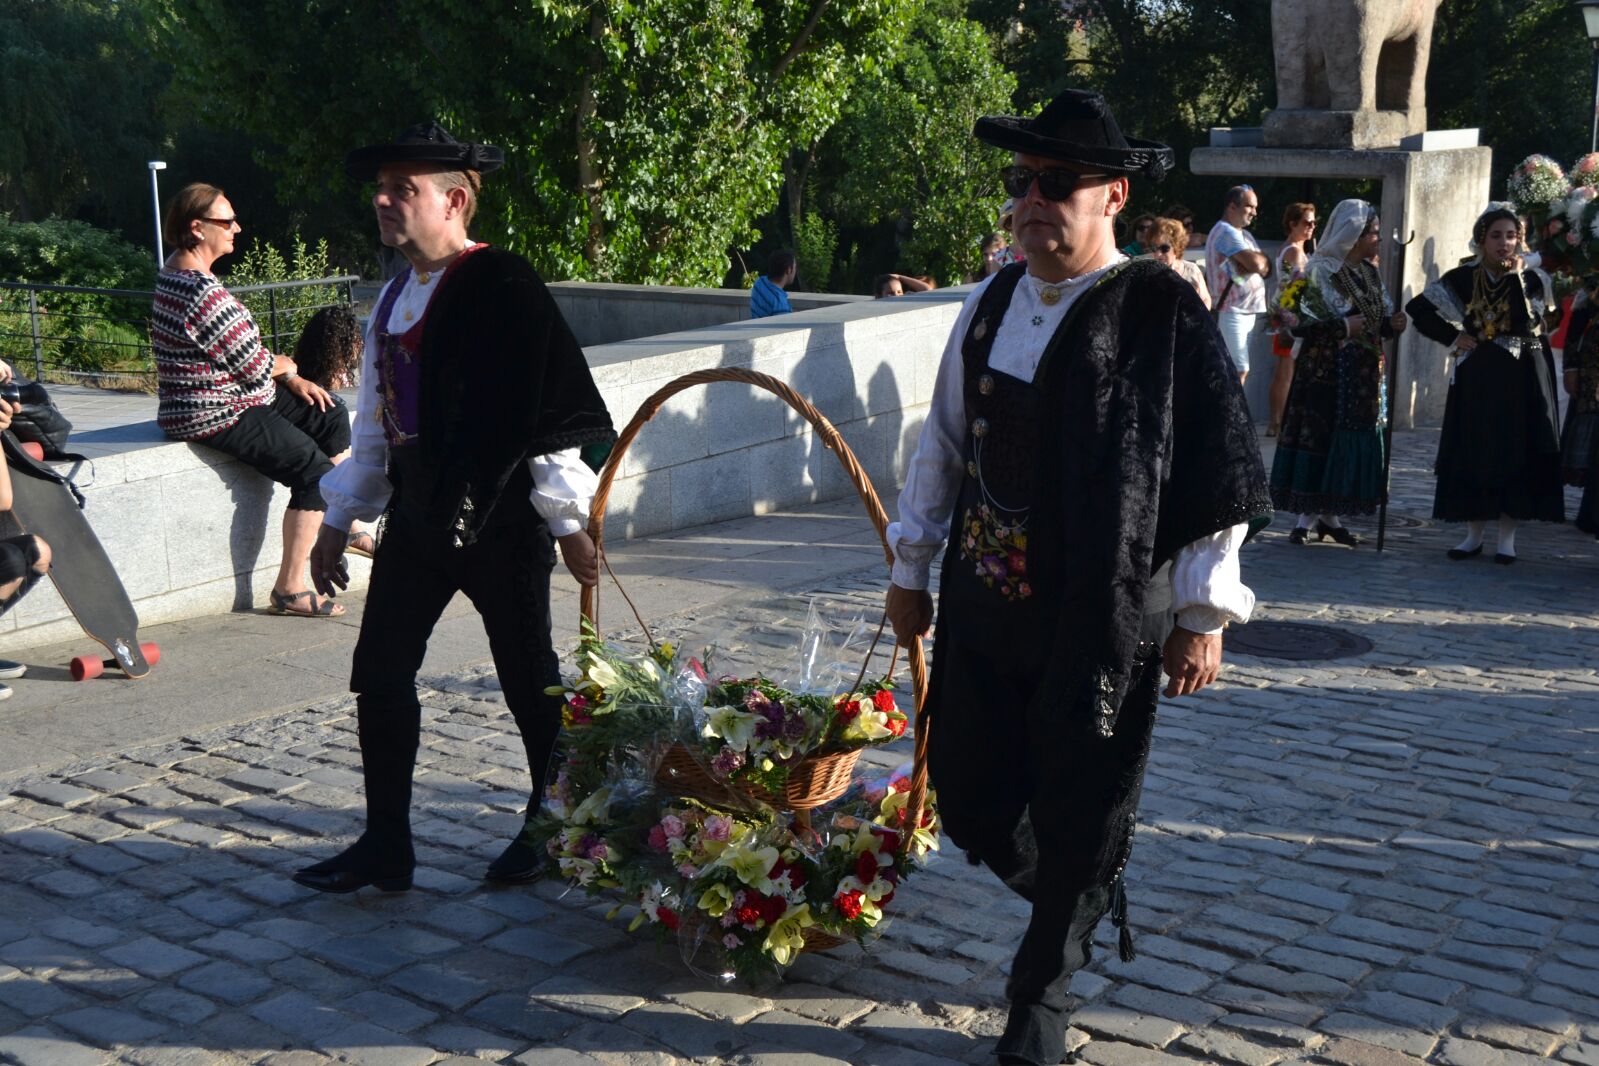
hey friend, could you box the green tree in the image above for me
[811,1,1017,285]
[148,0,914,286]
[0,1,168,227]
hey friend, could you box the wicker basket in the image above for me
[654,740,862,812]
[581,367,931,858]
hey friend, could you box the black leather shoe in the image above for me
[1315,520,1361,546]
[1493,552,1516,565]
[1288,526,1309,545]
[1447,545,1483,560]
[293,848,413,894]
[485,831,546,884]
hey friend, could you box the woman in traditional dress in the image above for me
[1562,280,1599,538]
[1266,202,1317,437]
[1270,199,1408,545]
[1406,204,1564,562]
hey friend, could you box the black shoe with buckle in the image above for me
[485,830,546,884]
[293,835,413,894]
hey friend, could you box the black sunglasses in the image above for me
[202,216,239,229]
[1154,243,1174,254]
[999,166,1107,202]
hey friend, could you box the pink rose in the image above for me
[660,815,686,839]
[704,815,733,842]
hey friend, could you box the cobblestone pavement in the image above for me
[2,429,1597,1066]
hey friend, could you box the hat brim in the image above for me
[344,143,504,181]
[974,116,1174,180]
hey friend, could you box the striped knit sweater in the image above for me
[152,269,276,440]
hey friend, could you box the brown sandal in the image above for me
[269,589,346,618]
[346,531,377,560]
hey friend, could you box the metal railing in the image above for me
[0,275,359,389]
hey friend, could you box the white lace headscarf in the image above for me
[1301,200,1390,322]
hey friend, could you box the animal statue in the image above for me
[1270,0,1443,136]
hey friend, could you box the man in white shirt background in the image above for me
[1205,183,1272,385]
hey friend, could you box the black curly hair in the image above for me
[292,305,363,388]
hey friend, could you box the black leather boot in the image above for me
[996,884,1112,1065]
[294,699,419,893]
[485,791,547,884]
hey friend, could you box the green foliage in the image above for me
[0,218,155,290]
[148,0,916,286]
[792,208,838,291]
[0,1,168,228]
[810,2,1016,285]
[225,235,344,355]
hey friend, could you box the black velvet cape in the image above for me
[1026,259,1272,735]
[411,248,615,545]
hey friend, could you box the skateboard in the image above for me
[1,432,156,680]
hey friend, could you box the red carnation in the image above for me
[872,690,896,713]
[735,903,764,927]
[758,894,787,925]
[891,778,912,794]
[658,907,680,930]
[771,858,808,889]
[835,890,864,920]
[886,716,907,738]
[836,698,861,722]
[855,850,880,884]
[875,828,902,854]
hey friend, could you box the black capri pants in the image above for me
[202,389,351,511]
[0,533,46,617]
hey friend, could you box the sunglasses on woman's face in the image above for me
[202,217,240,230]
[1154,244,1174,254]
[999,165,1106,202]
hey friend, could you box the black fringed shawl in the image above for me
[1027,259,1271,735]
[412,248,616,546]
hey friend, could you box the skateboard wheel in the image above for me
[71,655,104,681]
[140,643,161,666]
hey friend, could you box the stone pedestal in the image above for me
[1190,143,1492,429]
[1263,108,1424,150]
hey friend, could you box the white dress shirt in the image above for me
[886,256,1255,635]
[320,250,598,538]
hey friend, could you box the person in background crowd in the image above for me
[750,250,797,318]
[875,273,933,298]
[1561,277,1599,538]
[975,232,1009,280]
[1120,212,1156,257]
[994,200,1026,269]
[1204,184,1271,384]
[1164,203,1206,251]
[1270,199,1407,546]
[293,305,376,559]
[151,182,350,618]
[1150,217,1210,309]
[1267,201,1318,436]
[0,390,51,700]
[1406,203,1564,562]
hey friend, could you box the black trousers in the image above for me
[202,389,351,511]
[349,450,566,822]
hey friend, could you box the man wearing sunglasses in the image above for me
[1205,184,1272,384]
[883,89,1271,1066]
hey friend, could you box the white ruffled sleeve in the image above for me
[320,291,395,531]
[886,283,989,589]
[1170,522,1255,634]
[529,449,598,538]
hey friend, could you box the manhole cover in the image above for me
[1224,621,1373,661]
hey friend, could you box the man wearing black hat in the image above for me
[294,123,615,894]
[884,91,1272,1065]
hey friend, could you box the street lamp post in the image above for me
[1579,1,1599,152]
[147,161,167,269]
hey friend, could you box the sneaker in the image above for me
[0,660,24,680]
[0,682,11,700]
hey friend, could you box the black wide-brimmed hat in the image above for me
[344,121,504,181]
[975,89,1174,181]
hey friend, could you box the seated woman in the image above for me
[0,393,52,699]
[151,183,351,616]
[1149,217,1210,308]
[1270,199,1408,546]
[292,306,375,558]
[1406,204,1565,562]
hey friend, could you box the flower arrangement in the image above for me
[529,623,939,983]
[1572,153,1599,189]
[1269,274,1308,336]
[1508,154,1568,214]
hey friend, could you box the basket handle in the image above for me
[580,367,932,862]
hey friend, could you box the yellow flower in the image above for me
[585,655,620,692]
[716,840,780,891]
[698,883,735,917]
[704,706,757,751]
[763,903,815,966]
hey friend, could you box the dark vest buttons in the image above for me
[971,417,990,438]
[978,374,995,395]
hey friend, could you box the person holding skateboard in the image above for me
[294,122,615,894]
[0,391,53,699]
